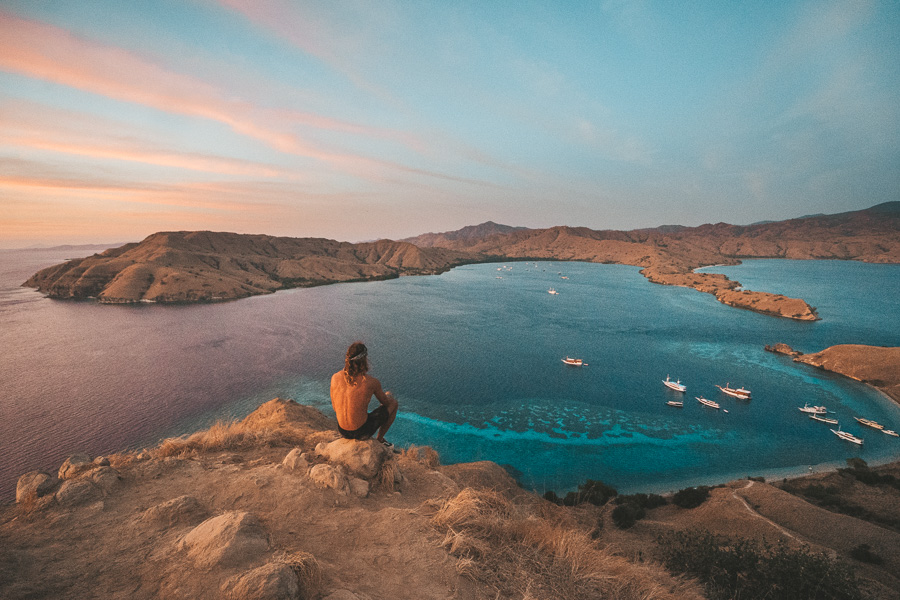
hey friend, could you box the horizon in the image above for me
[2,1,899,248]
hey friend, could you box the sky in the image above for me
[1,0,899,248]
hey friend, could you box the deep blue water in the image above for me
[1,252,899,501]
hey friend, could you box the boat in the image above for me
[696,396,720,409]
[798,403,828,415]
[830,428,863,445]
[854,417,884,430]
[716,383,751,399]
[548,288,559,295]
[662,375,686,393]
[666,400,683,407]
[883,429,899,437]
[809,414,838,425]
[561,357,585,366]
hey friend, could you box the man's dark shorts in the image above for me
[338,405,389,440]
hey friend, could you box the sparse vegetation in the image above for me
[848,543,883,565]
[672,486,710,509]
[611,493,667,529]
[659,529,864,600]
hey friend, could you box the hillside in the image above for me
[24,231,481,304]
[23,203,899,318]
[5,397,899,600]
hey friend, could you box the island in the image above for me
[24,201,899,321]
[5,398,900,599]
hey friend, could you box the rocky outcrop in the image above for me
[178,511,270,569]
[15,471,55,504]
[764,343,802,357]
[315,438,391,480]
[793,345,900,404]
[221,562,300,600]
[140,495,208,529]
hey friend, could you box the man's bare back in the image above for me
[330,342,398,443]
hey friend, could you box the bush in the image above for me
[659,529,863,600]
[672,486,710,509]
[542,490,560,504]
[562,479,617,507]
[848,543,883,565]
[611,503,645,529]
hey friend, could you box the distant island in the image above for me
[24,201,899,320]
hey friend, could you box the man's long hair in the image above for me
[344,341,369,385]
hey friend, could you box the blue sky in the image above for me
[1,0,898,247]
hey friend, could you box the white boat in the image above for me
[831,428,863,445]
[561,357,584,366]
[716,383,751,399]
[854,417,884,430]
[696,396,720,409]
[798,403,827,415]
[809,414,838,425]
[883,429,899,437]
[666,400,683,407]
[662,375,686,393]
[548,288,559,295]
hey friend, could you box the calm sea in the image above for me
[2,251,899,501]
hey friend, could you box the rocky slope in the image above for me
[768,344,900,404]
[5,398,899,600]
[24,231,481,304]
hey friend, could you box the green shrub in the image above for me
[659,529,863,600]
[562,479,618,507]
[672,486,710,509]
[611,503,645,529]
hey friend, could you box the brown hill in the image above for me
[24,231,481,304]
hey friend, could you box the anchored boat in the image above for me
[561,357,585,366]
[663,375,686,393]
[854,417,885,430]
[798,403,828,415]
[831,428,863,445]
[809,414,838,425]
[696,396,720,409]
[716,383,751,399]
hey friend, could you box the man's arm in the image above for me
[370,377,397,411]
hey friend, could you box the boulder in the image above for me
[308,464,350,495]
[347,477,369,498]
[324,591,370,600]
[282,448,308,472]
[16,471,56,504]
[89,466,121,493]
[315,439,390,480]
[178,511,270,568]
[140,495,207,528]
[56,479,101,507]
[58,453,94,480]
[93,456,111,466]
[222,562,300,600]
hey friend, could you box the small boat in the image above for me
[548,288,559,295]
[854,417,884,430]
[662,375,686,393]
[696,396,720,409]
[831,428,863,445]
[666,400,683,408]
[561,357,585,366]
[716,383,751,399]
[883,429,899,437]
[798,403,828,415]
[809,414,838,425]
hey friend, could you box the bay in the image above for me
[2,252,899,501]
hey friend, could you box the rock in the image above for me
[58,453,94,480]
[308,464,350,495]
[324,591,371,600]
[178,511,270,568]
[222,562,299,600]
[93,456,111,466]
[347,477,369,498]
[765,343,802,357]
[89,466,121,493]
[16,471,56,504]
[315,438,390,480]
[56,479,101,507]
[140,495,207,528]
[282,448,309,472]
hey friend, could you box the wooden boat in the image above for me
[666,400,683,407]
[716,383,751,399]
[831,428,863,445]
[662,375,686,393]
[548,288,559,295]
[809,414,838,425]
[696,396,720,409]
[798,403,828,415]
[854,417,884,430]
[883,429,899,437]
[561,357,585,366]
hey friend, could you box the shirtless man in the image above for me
[330,341,398,446]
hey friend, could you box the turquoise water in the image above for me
[1,254,899,499]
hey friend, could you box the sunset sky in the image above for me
[2,0,899,248]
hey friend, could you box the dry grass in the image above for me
[400,444,441,469]
[431,488,702,600]
[276,550,322,597]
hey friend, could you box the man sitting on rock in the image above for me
[330,341,398,448]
